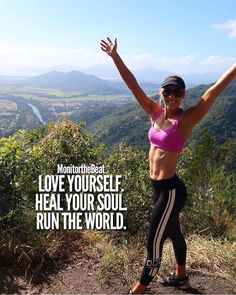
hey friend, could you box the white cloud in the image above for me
[201,55,236,66]
[0,46,198,74]
[198,55,236,74]
[124,53,154,68]
[0,47,107,68]
[123,53,196,70]
[0,46,234,75]
[156,55,196,67]
[212,19,236,38]
[0,47,195,68]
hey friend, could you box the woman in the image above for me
[100,37,236,294]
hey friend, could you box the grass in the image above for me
[0,212,82,282]
[1,227,235,286]
[81,231,236,286]
[80,231,143,285]
[0,84,130,102]
[5,91,130,105]
[185,235,236,280]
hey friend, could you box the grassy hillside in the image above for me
[1,79,236,151]
[1,122,235,283]
[70,80,236,152]
[183,81,236,145]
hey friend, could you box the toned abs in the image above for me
[149,146,180,180]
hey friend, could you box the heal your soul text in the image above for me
[35,193,126,211]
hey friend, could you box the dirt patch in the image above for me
[149,274,236,294]
[1,256,236,294]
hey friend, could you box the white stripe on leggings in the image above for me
[149,189,176,277]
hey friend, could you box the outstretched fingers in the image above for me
[107,37,113,44]
[100,39,109,51]
[101,37,116,46]
[100,37,117,55]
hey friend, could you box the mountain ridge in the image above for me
[68,80,236,151]
[23,68,222,95]
[27,70,126,95]
[0,65,222,87]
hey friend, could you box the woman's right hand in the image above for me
[100,37,160,117]
[100,37,117,58]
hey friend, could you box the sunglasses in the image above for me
[162,88,184,98]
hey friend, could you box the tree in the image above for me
[178,131,236,239]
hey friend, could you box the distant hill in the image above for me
[69,80,236,152]
[69,102,150,151]
[0,67,222,94]
[26,70,162,95]
[83,64,221,86]
[183,81,236,145]
[0,64,221,86]
[27,70,128,95]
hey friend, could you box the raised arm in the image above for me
[185,63,236,126]
[100,37,161,117]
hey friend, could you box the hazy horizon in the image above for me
[0,0,235,76]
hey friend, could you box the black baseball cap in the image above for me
[161,75,186,90]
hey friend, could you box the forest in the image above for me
[0,120,235,284]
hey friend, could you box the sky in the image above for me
[0,0,236,75]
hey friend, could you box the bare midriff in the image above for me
[149,145,180,180]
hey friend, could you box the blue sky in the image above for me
[0,0,235,74]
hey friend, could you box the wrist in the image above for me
[111,51,119,60]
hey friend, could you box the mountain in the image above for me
[27,70,128,95]
[0,64,221,87]
[182,81,236,145]
[0,65,83,76]
[83,64,120,80]
[84,64,221,86]
[26,70,161,95]
[181,72,221,85]
[133,66,174,82]
[69,80,236,152]
[83,64,172,82]
[24,68,222,96]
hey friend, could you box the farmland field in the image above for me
[0,84,132,137]
[0,99,17,111]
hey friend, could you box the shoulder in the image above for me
[181,104,196,120]
[178,106,199,139]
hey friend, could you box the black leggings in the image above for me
[140,174,187,286]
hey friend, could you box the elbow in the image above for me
[127,81,140,92]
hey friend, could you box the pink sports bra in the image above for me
[148,109,185,153]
